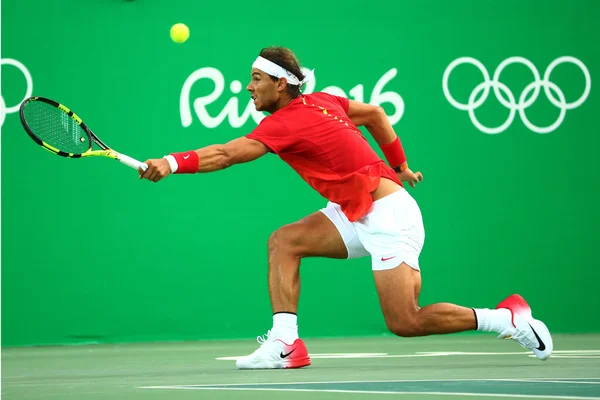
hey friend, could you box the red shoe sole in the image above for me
[285,356,311,368]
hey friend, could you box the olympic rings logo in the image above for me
[442,56,591,134]
[1,58,33,127]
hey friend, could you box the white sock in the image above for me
[271,312,299,344]
[473,308,512,334]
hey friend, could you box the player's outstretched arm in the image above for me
[193,137,269,172]
[139,137,269,182]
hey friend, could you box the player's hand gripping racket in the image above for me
[19,96,148,172]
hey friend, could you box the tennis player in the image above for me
[139,46,553,369]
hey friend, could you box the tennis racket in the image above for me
[19,96,148,172]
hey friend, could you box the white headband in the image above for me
[252,56,314,86]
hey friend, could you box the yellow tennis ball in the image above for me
[170,23,189,43]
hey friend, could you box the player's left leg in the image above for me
[266,210,350,316]
[235,203,368,369]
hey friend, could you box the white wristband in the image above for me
[163,155,179,173]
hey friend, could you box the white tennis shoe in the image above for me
[236,330,311,369]
[496,294,553,361]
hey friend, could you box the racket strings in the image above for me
[23,101,90,155]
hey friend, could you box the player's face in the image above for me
[247,69,280,113]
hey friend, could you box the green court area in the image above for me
[3,334,600,400]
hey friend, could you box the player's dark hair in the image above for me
[259,46,306,98]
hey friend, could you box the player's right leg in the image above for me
[359,188,553,361]
[235,202,368,369]
[372,262,552,360]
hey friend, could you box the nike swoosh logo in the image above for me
[528,323,546,351]
[381,256,396,261]
[183,155,190,159]
[280,348,296,359]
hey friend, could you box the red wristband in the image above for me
[170,150,199,174]
[380,137,407,168]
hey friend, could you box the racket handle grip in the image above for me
[118,154,148,172]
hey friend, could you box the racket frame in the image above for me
[20,96,147,170]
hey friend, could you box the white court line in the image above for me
[139,377,600,387]
[532,356,600,359]
[215,352,529,360]
[216,350,600,361]
[139,386,600,400]
[552,351,600,354]
[517,380,600,385]
[216,352,389,360]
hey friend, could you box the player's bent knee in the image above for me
[386,318,423,338]
[268,224,307,258]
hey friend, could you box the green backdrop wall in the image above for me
[2,0,598,347]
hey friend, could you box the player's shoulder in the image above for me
[303,91,350,112]
[305,91,340,100]
[304,91,347,104]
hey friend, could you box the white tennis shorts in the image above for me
[319,187,425,271]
